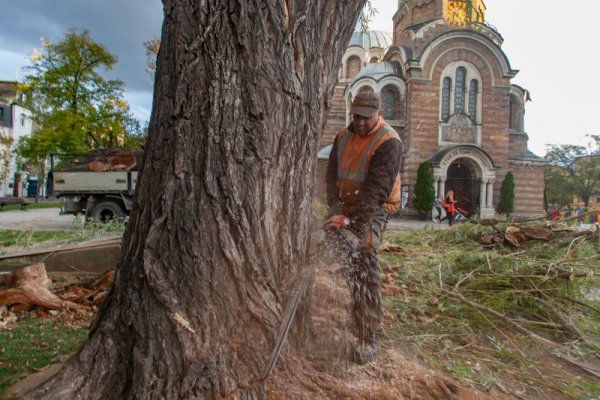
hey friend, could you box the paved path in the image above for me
[0,208,84,231]
[0,208,450,232]
[387,217,450,231]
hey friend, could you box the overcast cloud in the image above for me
[0,0,163,123]
[2,1,599,155]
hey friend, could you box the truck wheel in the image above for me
[90,201,126,223]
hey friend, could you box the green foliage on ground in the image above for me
[0,230,80,248]
[496,171,514,215]
[0,202,62,212]
[0,318,88,395]
[381,222,600,398]
[412,162,435,216]
[0,219,125,255]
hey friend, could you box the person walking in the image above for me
[440,190,457,226]
[433,196,442,223]
[324,88,403,364]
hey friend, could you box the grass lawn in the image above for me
[0,231,82,249]
[0,318,88,395]
[0,202,62,212]
[0,220,125,255]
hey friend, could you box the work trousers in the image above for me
[325,207,388,343]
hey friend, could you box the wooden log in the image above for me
[504,226,528,247]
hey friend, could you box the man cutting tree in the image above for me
[324,88,403,364]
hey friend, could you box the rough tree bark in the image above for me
[24,1,364,398]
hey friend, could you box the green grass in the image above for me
[0,231,82,248]
[0,318,88,395]
[0,223,124,260]
[0,202,62,212]
[0,219,125,254]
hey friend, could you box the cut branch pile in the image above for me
[381,221,600,398]
[474,220,598,247]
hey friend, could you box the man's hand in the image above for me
[324,214,350,230]
[360,229,373,247]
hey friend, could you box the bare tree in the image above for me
[24,1,365,398]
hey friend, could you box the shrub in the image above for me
[496,171,515,215]
[412,161,435,217]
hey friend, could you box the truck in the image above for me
[49,170,138,222]
[48,150,140,222]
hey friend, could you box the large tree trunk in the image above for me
[25,1,363,398]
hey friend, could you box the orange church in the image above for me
[319,0,544,218]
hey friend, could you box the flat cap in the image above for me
[351,90,381,117]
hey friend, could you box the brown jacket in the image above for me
[326,117,403,227]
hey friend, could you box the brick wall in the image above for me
[394,0,442,45]
[508,133,528,157]
[508,162,546,217]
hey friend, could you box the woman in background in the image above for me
[440,190,457,226]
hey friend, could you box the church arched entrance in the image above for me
[429,145,497,218]
[445,158,480,217]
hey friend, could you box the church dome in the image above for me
[348,30,393,50]
[354,61,402,81]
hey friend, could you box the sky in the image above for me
[1,1,598,156]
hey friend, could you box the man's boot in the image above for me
[353,341,380,364]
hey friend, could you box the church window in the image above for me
[439,63,482,126]
[441,77,451,121]
[382,89,397,119]
[20,113,26,126]
[454,67,466,113]
[468,79,478,121]
[346,56,361,80]
[509,94,522,130]
[369,57,379,64]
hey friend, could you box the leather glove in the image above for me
[359,227,374,247]
[323,214,350,230]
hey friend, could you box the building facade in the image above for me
[0,81,33,197]
[319,0,545,218]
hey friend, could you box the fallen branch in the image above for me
[536,298,590,345]
[440,288,558,348]
[561,295,600,317]
[556,354,600,379]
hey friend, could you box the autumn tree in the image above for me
[24,1,366,399]
[143,37,161,77]
[544,135,600,208]
[544,163,574,209]
[18,30,142,168]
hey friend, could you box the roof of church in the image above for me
[523,149,544,161]
[354,61,402,82]
[348,30,393,49]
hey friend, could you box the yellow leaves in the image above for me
[29,48,43,64]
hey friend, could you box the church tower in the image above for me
[318,0,545,218]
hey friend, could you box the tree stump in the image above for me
[0,263,80,311]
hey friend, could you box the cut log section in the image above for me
[0,263,83,311]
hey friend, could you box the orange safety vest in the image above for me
[336,119,402,214]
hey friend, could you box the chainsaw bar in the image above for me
[262,271,310,380]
